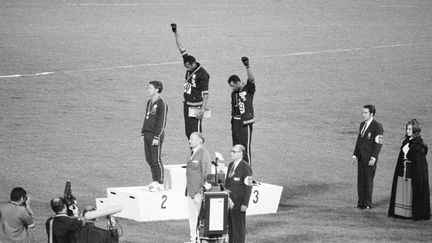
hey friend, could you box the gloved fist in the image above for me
[171,23,177,33]
[241,56,249,67]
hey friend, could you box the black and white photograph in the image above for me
[1,0,431,242]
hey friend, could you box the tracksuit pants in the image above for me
[184,103,202,139]
[232,118,252,165]
[143,133,164,184]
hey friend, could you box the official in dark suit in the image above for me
[225,144,252,243]
[352,104,383,209]
[185,132,211,243]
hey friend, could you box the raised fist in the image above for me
[241,56,249,67]
[171,23,177,33]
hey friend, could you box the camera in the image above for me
[64,181,77,216]
[22,195,28,206]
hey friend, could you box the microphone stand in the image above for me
[212,158,219,187]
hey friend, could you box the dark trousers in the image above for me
[357,159,376,207]
[232,119,252,165]
[143,133,164,183]
[184,103,202,139]
[228,208,246,243]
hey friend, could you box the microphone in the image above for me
[211,157,219,166]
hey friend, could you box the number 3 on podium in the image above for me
[252,190,259,203]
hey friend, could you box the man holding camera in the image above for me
[76,205,119,243]
[45,197,84,243]
[0,187,35,243]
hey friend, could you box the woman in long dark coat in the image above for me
[388,119,430,220]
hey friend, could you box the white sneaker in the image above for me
[150,183,165,192]
[147,181,157,190]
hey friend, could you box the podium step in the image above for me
[105,186,187,222]
[97,164,283,222]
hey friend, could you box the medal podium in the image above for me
[96,163,283,222]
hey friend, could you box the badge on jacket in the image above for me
[151,104,158,115]
[375,135,383,144]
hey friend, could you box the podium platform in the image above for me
[246,182,283,215]
[104,186,187,222]
[97,164,283,222]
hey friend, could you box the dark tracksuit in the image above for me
[182,54,210,139]
[353,118,383,207]
[142,97,168,184]
[231,79,255,165]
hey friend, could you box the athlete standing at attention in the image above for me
[141,80,168,192]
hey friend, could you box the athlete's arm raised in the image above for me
[171,23,188,56]
[242,56,255,83]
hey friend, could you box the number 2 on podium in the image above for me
[161,195,167,209]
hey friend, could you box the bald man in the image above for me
[225,144,252,243]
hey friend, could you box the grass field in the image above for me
[1,0,432,242]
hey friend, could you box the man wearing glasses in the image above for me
[225,145,253,243]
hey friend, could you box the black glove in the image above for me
[171,23,177,33]
[241,56,249,67]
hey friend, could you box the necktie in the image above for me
[361,122,367,137]
[229,164,236,177]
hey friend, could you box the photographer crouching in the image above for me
[0,187,35,242]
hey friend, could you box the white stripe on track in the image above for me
[260,43,415,59]
[68,4,143,6]
[0,43,422,79]
[0,62,180,79]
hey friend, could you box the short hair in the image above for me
[233,144,246,155]
[363,104,376,116]
[149,80,163,93]
[406,118,421,138]
[10,187,26,202]
[50,197,66,213]
[191,132,205,144]
[228,75,241,84]
[183,55,196,64]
